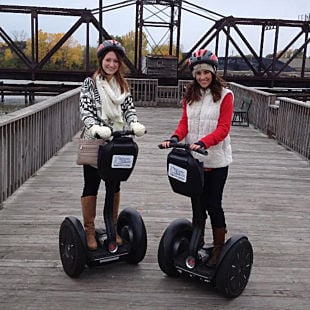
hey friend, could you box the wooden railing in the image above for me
[127,78,158,106]
[229,83,310,160]
[0,81,79,104]
[228,82,277,134]
[157,85,180,105]
[128,78,192,107]
[276,98,310,160]
[0,88,81,206]
[1,79,309,206]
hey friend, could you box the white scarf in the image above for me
[96,76,128,130]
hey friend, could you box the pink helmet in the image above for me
[97,40,126,59]
[188,49,218,71]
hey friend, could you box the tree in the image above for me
[83,46,98,71]
[24,30,84,69]
[150,43,183,60]
[11,30,27,42]
[111,31,148,64]
[0,41,26,68]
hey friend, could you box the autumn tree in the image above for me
[111,31,148,64]
[0,29,161,72]
[0,42,26,68]
[89,46,100,69]
[150,43,183,60]
[24,30,84,69]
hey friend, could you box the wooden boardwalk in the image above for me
[0,107,310,310]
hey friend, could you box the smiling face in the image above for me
[101,51,120,79]
[195,69,213,88]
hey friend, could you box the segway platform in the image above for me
[174,245,215,283]
[86,228,130,267]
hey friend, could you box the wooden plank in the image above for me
[0,107,310,309]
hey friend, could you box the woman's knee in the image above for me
[206,204,226,227]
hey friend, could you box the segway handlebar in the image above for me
[158,142,208,156]
[95,129,147,139]
[111,129,134,138]
[113,129,147,137]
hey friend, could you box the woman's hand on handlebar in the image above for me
[160,140,171,148]
[189,142,208,155]
[189,143,201,151]
[159,140,208,155]
[160,136,178,149]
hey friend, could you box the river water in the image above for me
[0,96,50,116]
[0,79,81,117]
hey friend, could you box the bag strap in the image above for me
[80,127,86,138]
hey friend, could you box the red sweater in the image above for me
[173,93,233,148]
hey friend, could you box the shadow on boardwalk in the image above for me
[0,107,310,310]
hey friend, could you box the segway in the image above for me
[157,142,253,298]
[59,130,147,277]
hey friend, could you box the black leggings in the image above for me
[82,165,120,197]
[192,166,228,228]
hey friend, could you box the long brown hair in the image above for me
[92,51,129,93]
[184,74,227,105]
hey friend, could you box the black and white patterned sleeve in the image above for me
[80,77,98,129]
[121,94,138,125]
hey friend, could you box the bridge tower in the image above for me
[134,0,182,73]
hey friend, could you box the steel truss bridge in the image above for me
[0,1,309,87]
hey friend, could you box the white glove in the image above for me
[89,125,112,139]
[130,122,146,137]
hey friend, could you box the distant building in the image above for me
[143,55,178,78]
[218,56,296,72]
[280,58,310,72]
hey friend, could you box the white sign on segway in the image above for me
[168,163,187,183]
[112,155,134,168]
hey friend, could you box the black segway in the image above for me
[59,130,147,277]
[157,142,253,298]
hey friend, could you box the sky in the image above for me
[1,0,310,56]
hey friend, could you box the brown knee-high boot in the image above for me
[207,227,227,266]
[81,196,98,250]
[113,191,123,246]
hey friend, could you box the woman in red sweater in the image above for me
[161,49,234,266]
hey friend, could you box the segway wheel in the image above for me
[157,218,192,277]
[118,207,147,264]
[216,237,253,298]
[59,218,87,277]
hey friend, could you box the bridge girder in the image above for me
[0,3,309,87]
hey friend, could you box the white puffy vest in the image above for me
[185,88,233,168]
